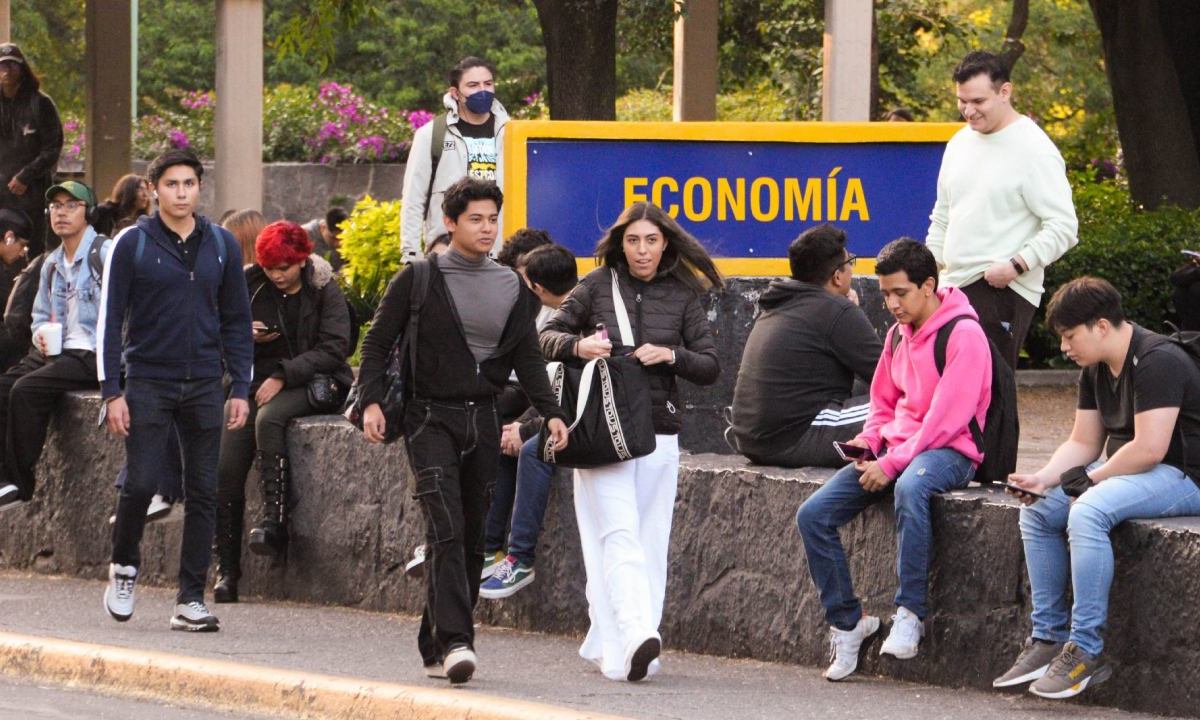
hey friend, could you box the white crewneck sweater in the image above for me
[925,115,1078,307]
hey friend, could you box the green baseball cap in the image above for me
[45,180,96,208]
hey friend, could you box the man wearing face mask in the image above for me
[400,56,509,262]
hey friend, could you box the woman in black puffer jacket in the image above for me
[540,201,721,682]
[213,221,353,602]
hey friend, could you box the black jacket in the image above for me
[0,252,41,367]
[730,279,882,456]
[0,88,62,219]
[245,255,353,391]
[541,265,719,435]
[358,259,567,424]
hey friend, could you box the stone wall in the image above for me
[2,394,1198,717]
[129,160,405,224]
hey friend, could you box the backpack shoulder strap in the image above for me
[888,324,902,355]
[134,229,147,267]
[405,258,433,379]
[88,234,110,284]
[423,114,450,222]
[934,315,973,376]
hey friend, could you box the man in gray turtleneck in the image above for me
[358,177,567,685]
[437,240,519,362]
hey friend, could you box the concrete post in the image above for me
[672,0,718,121]
[214,0,263,215]
[0,0,9,44]
[822,0,873,121]
[85,1,133,196]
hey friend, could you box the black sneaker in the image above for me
[170,601,220,632]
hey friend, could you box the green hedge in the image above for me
[1026,176,1200,367]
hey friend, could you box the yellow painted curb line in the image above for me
[0,631,631,720]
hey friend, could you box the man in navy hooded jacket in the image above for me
[98,149,253,633]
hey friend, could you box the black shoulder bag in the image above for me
[343,260,431,442]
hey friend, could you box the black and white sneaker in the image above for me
[170,601,220,632]
[104,563,138,622]
[0,484,25,513]
[146,494,174,523]
[443,644,476,685]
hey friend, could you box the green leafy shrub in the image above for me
[337,195,402,325]
[1026,175,1200,367]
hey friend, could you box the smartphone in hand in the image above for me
[833,441,876,463]
[1003,482,1046,500]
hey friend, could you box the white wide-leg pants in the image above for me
[573,434,679,680]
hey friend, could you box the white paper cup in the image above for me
[41,322,62,356]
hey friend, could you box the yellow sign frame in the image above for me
[502,120,962,277]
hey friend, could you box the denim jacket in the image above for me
[31,227,111,353]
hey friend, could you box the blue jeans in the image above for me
[507,436,556,566]
[795,448,974,630]
[1019,462,1200,656]
[110,378,223,603]
[484,453,518,554]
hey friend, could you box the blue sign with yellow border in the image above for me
[503,121,961,276]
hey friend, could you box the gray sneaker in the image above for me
[1029,641,1112,699]
[993,637,1064,687]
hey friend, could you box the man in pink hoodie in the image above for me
[796,238,992,681]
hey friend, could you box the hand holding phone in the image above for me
[1003,480,1046,501]
[833,441,875,463]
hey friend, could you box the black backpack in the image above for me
[890,315,1019,484]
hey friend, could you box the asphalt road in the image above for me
[0,674,274,720]
[0,572,1166,720]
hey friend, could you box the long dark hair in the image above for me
[594,202,723,294]
[108,174,148,221]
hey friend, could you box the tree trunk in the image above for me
[1088,0,1200,209]
[1000,0,1029,72]
[532,0,619,120]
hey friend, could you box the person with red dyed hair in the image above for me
[212,220,353,602]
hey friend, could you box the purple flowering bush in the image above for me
[60,117,86,164]
[133,89,214,159]
[58,82,423,164]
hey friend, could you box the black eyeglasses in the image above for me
[842,254,858,269]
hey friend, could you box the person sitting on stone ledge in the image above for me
[481,243,579,600]
[998,277,1200,699]
[0,181,110,513]
[727,223,881,468]
[795,238,991,681]
[212,221,353,603]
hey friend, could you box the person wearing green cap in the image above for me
[0,43,62,256]
[0,180,109,513]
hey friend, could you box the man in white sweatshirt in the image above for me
[926,51,1078,369]
[400,57,510,262]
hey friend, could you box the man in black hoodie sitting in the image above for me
[728,224,882,467]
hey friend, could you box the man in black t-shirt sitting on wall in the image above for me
[728,224,882,467]
[1000,277,1200,700]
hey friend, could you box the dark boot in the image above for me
[212,496,242,603]
[248,453,289,558]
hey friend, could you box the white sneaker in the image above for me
[0,484,24,513]
[104,563,138,622]
[423,661,448,679]
[443,645,476,685]
[880,607,924,659]
[146,494,173,522]
[623,632,662,682]
[823,615,881,681]
[170,601,220,632]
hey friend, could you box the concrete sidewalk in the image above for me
[0,572,1164,720]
